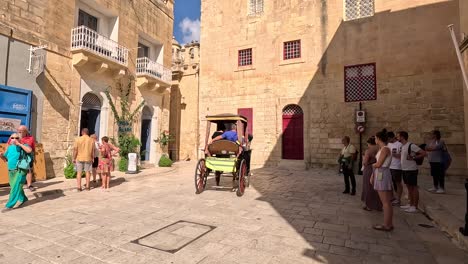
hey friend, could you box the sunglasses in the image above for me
[10,137,19,139]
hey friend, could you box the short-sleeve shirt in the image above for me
[387,141,403,170]
[341,144,356,158]
[427,140,445,163]
[221,130,238,142]
[400,142,422,171]
[94,142,100,158]
[4,144,30,170]
[20,135,35,152]
[74,135,95,162]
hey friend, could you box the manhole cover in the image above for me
[131,220,216,253]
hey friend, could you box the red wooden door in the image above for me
[238,108,253,135]
[282,105,304,160]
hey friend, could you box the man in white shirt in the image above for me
[397,131,426,213]
[339,136,357,195]
[387,132,403,206]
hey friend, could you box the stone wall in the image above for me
[0,0,174,177]
[459,0,468,169]
[200,0,466,174]
[170,42,200,161]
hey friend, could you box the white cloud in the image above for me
[179,17,200,44]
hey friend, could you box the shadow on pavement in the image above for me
[20,189,66,208]
[204,174,237,193]
[109,177,126,188]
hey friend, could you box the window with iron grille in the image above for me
[283,40,301,60]
[344,0,374,21]
[248,0,264,16]
[344,63,376,102]
[238,48,252,66]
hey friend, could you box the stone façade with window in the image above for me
[200,0,467,174]
[169,39,200,162]
[0,0,174,176]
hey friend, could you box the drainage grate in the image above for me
[131,220,216,253]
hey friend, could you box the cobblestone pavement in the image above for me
[0,163,467,264]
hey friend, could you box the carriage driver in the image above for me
[207,123,243,157]
[211,123,238,143]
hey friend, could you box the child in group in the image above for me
[97,136,119,190]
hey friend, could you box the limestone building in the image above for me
[458,1,468,169]
[0,0,174,176]
[169,38,200,161]
[200,0,467,174]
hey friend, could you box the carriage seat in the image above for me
[208,140,240,156]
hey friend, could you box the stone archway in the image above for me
[80,92,101,136]
[140,106,153,161]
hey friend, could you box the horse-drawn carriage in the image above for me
[195,114,251,197]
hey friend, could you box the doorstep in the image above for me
[418,177,468,250]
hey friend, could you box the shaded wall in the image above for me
[200,0,466,174]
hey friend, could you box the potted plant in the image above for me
[154,130,174,151]
[154,130,174,167]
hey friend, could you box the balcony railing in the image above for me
[71,25,128,66]
[136,57,171,84]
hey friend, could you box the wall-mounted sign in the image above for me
[0,118,21,132]
[117,121,132,134]
[356,110,366,123]
[356,125,365,134]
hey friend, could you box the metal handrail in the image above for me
[136,57,171,83]
[71,25,129,66]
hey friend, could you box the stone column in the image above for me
[99,91,109,138]
[150,104,160,164]
[77,101,83,136]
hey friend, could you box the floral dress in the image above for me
[97,144,112,173]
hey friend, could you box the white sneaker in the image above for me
[427,187,437,192]
[400,205,411,209]
[404,206,418,213]
[436,188,445,194]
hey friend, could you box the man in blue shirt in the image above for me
[211,123,238,143]
[206,123,242,157]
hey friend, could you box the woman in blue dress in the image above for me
[0,133,32,211]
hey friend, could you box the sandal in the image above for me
[373,225,394,232]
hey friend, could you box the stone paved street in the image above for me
[0,162,467,264]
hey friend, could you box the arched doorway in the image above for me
[140,106,152,161]
[80,93,101,135]
[282,104,304,160]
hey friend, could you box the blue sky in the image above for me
[174,0,201,44]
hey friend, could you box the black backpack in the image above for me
[409,143,424,166]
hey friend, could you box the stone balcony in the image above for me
[136,57,172,93]
[71,26,128,75]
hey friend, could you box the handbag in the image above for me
[16,148,32,170]
[441,143,452,171]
